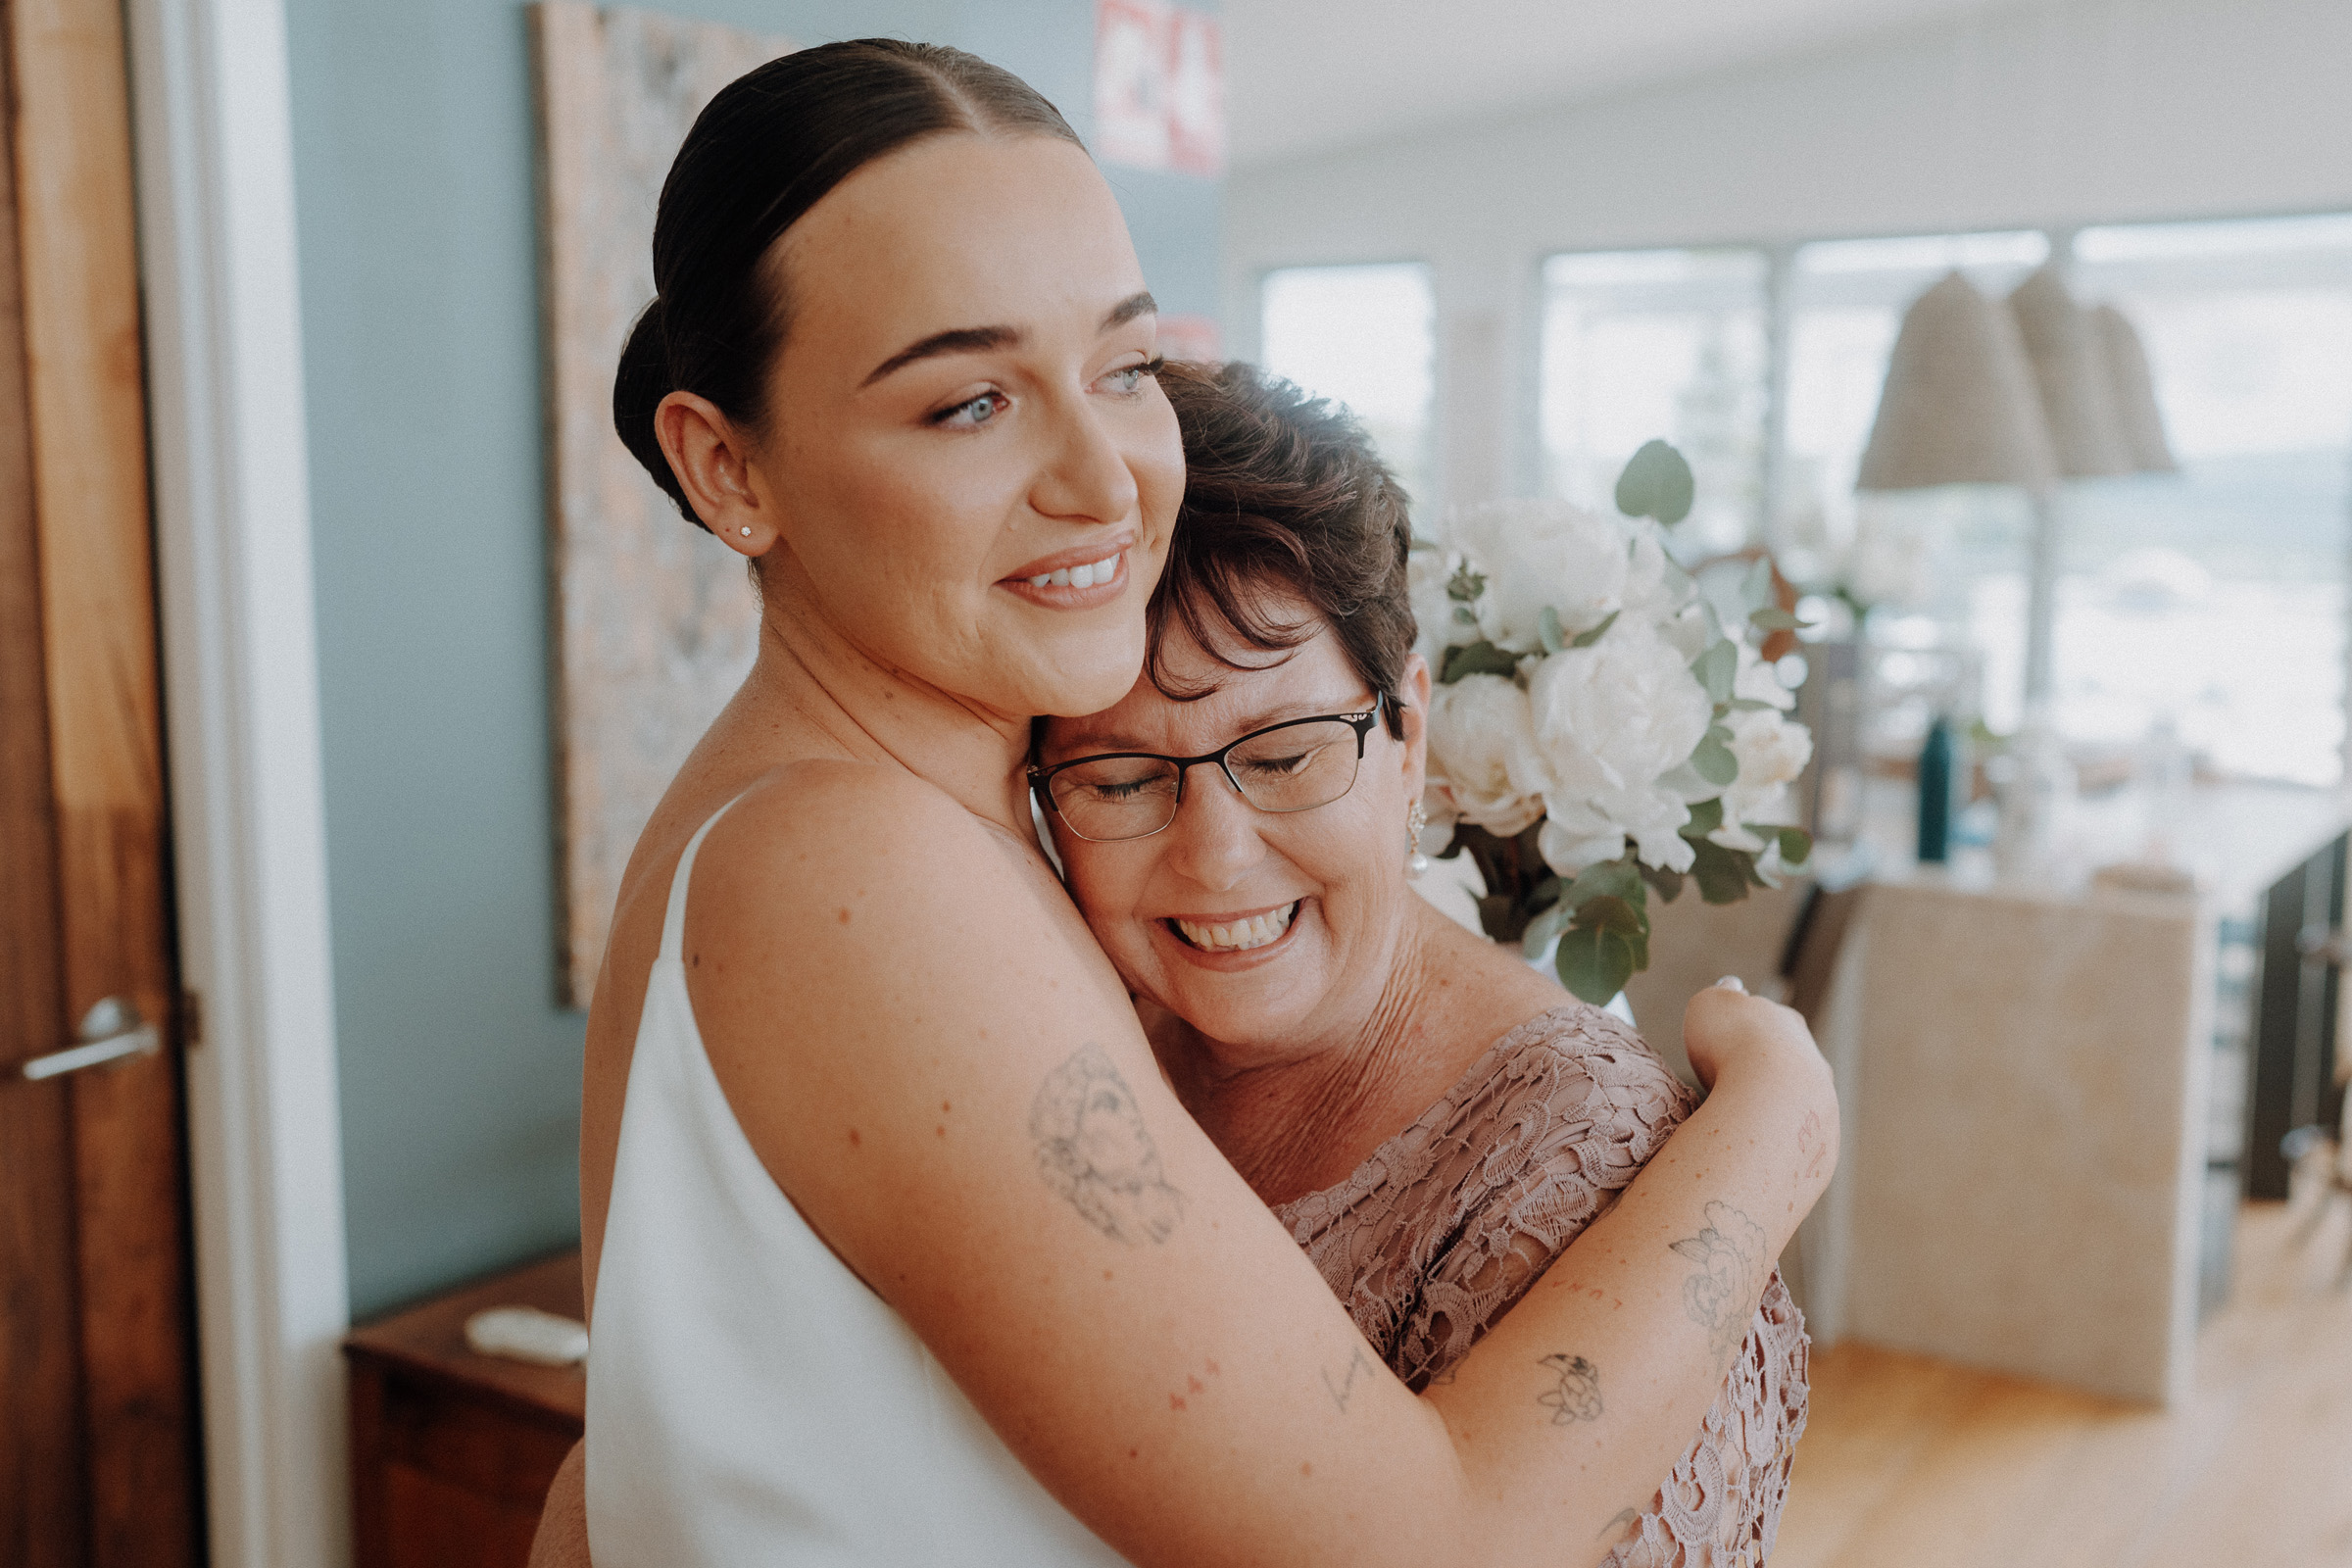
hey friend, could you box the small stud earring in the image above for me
[740,526,753,537]
[1406,800,1430,878]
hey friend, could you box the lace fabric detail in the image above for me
[1274,1004,1809,1567]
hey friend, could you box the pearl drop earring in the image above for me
[1406,800,1430,878]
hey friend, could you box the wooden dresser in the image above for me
[344,1250,585,1568]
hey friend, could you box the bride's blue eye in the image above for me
[935,390,1007,428]
[1101,356,1164,396]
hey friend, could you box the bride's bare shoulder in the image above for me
[686,758,1086,993]
[701,758,1005,890]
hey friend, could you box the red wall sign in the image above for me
[1093,0,1224,176]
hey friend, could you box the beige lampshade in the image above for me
[2008,264,2132,479]
[1857,270,2057,493]
[2090,303,2178,473]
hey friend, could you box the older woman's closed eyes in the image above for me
[1039,363,1809,1566]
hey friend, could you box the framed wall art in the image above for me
[530,2,788,1006]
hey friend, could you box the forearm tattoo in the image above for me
[1667,1200,1768,1364]
[1536,1353,1604,1424]
[1322,1347,1376,1413]
[1030,1045,1185,1245]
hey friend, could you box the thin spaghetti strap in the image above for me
[659,791,754,964]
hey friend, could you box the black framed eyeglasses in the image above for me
[1031,694,1388,844]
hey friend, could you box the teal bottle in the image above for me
[1916,715,1953,863]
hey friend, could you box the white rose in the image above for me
[1719,707,1814,846]
[1446,499,1630,651]
[1618,526,1695,628]
[1539,809,1623,879]
[1513,619,1712,873]
[1537,783,1698,877]
[1657,597,1714,663]
[1420,676,1552,841]
[1407,548,1473,673]
[1425,674,1545,836]
[1733,638,1796,711]
[1515,620,1712,800]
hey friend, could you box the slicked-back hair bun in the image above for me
[612,40,1083,530]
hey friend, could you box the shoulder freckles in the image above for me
[690,762,1022,936]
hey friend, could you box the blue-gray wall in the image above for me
[284,0,1222,1318]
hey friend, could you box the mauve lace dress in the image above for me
[1274,1004,1809,1567]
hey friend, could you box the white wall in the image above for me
[1225,0,2352,512]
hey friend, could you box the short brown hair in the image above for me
[1147,361,1414,735]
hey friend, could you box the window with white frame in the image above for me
[1273,216,2352,787]
[1258,263,1436,511]
[1780,230,2051,740]
[1538,248,1771,558]
[2062,215,2352,786]
[1772,218,2352,785]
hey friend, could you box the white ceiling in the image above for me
[1223,0,2064,169]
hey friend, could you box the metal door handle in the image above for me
[23,996,161,1081]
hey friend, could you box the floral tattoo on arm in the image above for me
[1668,1200,1768,1365]
[1030,1045,1186,1245]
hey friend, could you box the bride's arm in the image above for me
[526,995,1824,1568]
[570,767,1831,1568]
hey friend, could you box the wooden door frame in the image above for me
[124,1,354,1564]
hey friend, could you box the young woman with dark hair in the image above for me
[539,39,1836,1567]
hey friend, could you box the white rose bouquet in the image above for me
[1419,441,1815,1004]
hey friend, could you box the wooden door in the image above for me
[0,0,205,1563]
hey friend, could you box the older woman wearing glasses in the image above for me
[1033,362,1814,1567]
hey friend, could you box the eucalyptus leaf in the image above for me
[1520,901,1572,959]
[1639,859,1686,905]
[1688,837,1758,905]
[1613,439,1695,526]
[1574,892,1646,937]
[1569,610,1620,649]
[1741,556,1776,612]
[1539,606,1566,654]
[1553,923,1638,1005]
[1441,641,1520,683]
[1563,858,1646,926]
[1725,697,1778,711]
[1778,826,1814,866]
[1680,797,1725,838]
[1749,607,1810,632]
[1690,728,1738,787]
[1446,563,1487,604]
[1691,640,1737,705]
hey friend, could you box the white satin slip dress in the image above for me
[585,794,1132,1566]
